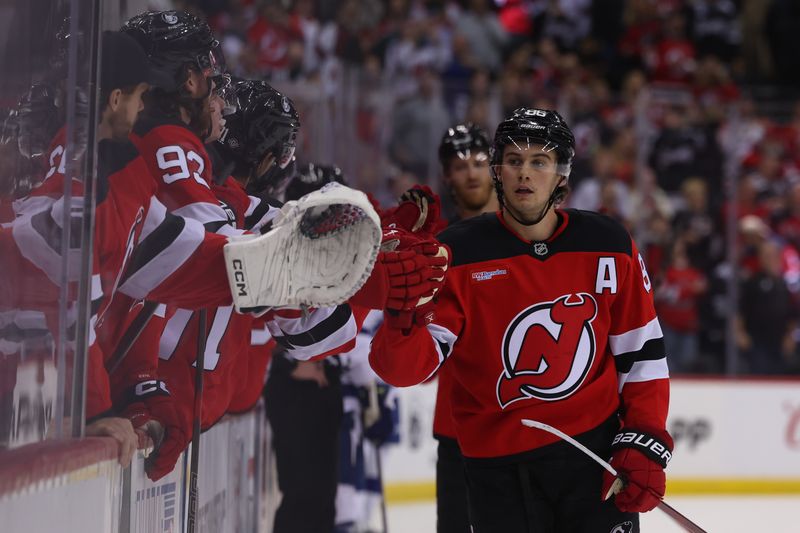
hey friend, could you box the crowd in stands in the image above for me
[174,0,800,375]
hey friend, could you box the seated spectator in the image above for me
[736,239,798,374]
[450,0,508,74]
[672,177,721,271]
[387,64,450,183]
[568,148,631,221]
[656,239,707,373]
[690,0,742,62]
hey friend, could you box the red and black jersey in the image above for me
[131,115,238,236]
[8,138,233,418]
[371,209,670,459]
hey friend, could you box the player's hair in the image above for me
[121,11,221,139]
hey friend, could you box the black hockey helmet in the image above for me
[438,123,490,170]
[121,10,223,92]
[15,84,61,159]
[491,108,576,224]
[285,163,347,202]
[216,79,300,189]
[490,107,575,177]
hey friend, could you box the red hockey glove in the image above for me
[381,185,447,236]
[601,428,674,513]
[382,241,449,331]
[118,380,191,481]
[351,226,450,310]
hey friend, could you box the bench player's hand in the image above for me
[118,380,191,481]
[85,416,139,467]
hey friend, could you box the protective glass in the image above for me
[212,74,237,115]
[276,130,297,169]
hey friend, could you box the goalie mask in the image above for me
[438,123,490,170]
[490,107,575,224]
[216,79,300,194]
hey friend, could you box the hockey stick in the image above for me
[374,440,390,533]
[186,310,207,533]
[365,382,390,533]
[108,300,159,374]
[520,419,707,533]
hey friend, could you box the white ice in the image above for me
[387,496,800,532]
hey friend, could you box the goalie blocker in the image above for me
[224,183,381,310]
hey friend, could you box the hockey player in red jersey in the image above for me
[432,123,495,533]
[370,108,672,532]
[2,30,234,465]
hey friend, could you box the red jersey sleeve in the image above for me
[370,270,465,387]
[608,240,670,432]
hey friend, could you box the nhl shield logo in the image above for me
[533,242,548,256]
[497,293,597,408]
[162,13,179,24]
[281,96,291,113]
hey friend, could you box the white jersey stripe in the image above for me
[608,316,663,356]
[617,358,670,392]
[172,201,231,228]
[272,306,336,335]
[270,312,358,361]
[118,217,205,299]
[139,197,168,242]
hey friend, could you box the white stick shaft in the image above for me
[521,419,618,476]
[521,418,708,533]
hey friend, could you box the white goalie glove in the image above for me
[224,183,381,310]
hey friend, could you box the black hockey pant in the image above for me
[463,416,640,533]
[265,369,343,533]
[436,435,472,533]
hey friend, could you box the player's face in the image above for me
[446,151,494,211]
[108,82,148,140]
[496,143,565,222]
[205,91,226,143]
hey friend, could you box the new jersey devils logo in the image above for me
[497,293,598,408]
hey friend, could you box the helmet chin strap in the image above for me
[503,178,564,228]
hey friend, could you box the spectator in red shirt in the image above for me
[645,11,696,84]
[246,2,302,76]
[656,238,707,373]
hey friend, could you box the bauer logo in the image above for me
[232,259,248,296]
[471,267,509,283]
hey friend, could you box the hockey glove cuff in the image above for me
[118,380,191,482]
[601,427,673,513]
[381,185,447,236]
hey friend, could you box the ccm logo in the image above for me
[613,432,673,465]
[135,380,169,397]
[232,259,248,296]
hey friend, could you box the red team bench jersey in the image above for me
[371,209,670,459]
[5,136,233,418]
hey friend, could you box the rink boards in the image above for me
[382,377,800,502]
